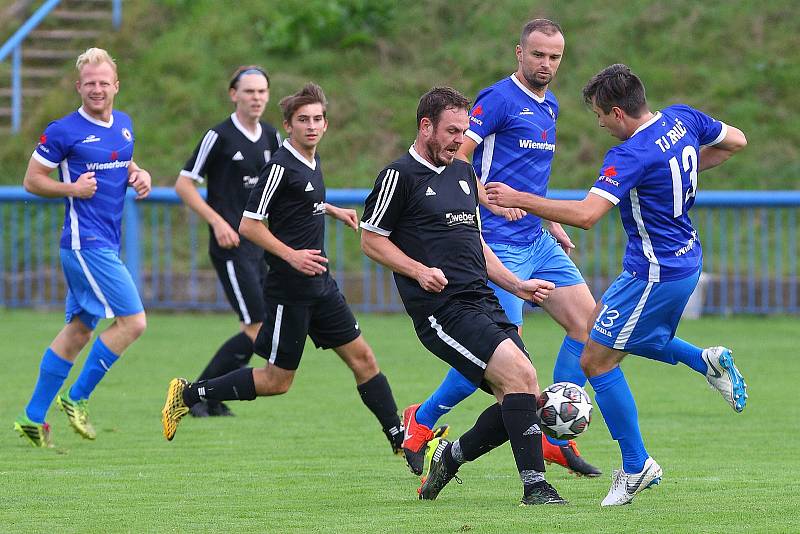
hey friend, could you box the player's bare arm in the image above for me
[456,136,525,222]
[239,216,327,276]
[324,203,359,231]
[698,125,747,172]
[127,160,152,200]
[175,175,239,249]
[486,181,614,230]
[482,236,553,303]
[361,230,447,293]
[23,157,96,199]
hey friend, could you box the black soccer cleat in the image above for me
[189,401,210,418]
[417,438,460,500]
[384,424,404,455]
[520,481,568,506]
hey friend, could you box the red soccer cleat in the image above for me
[542,435,602,477]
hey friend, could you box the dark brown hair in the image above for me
[279,83,328,122]
[416,87,470,128]
[582,63,647,117]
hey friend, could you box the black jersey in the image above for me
[181,113,281,260]
[242,140,333,303]
[360,146,495,315]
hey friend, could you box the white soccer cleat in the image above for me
[702,346,748,413]
[601,457,662,506]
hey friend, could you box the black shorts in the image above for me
[412,294,527,388]
[253,289,361,371]
[211,255,267,325]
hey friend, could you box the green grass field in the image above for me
[1,311,797,533]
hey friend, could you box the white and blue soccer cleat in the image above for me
[702,346,748,413]
[601,457,662,506]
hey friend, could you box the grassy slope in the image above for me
[1,311,798,533]
[0,0,798,189]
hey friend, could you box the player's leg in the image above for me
[587,272,675,506]
[311,289,404,454]
[414,298,565,504]
[15,314,93,447]
[522,232,602,475]
[161,300,306,441]
[192,258,266,417]
[405,243,528,459]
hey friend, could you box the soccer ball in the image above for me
[536,382,593,440]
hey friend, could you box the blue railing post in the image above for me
[112,0,122,29]
[124,193,142,290]
[11,45,21,133]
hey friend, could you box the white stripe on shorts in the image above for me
[225,260,251,324]
[613,281,654,350]
[268,304,284,364]
[428,315,486,370]
[74,250,114,318]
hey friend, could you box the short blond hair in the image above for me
[75,47,117,75]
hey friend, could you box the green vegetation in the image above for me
[1,311,798,532]
[1,0,798,189]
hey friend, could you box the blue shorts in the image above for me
[61,248,144,330]
[590,268,701,353]
[487,230,585,325]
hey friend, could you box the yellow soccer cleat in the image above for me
[57,394,96,440]
[161,378,189,441]
[14,415,54,448]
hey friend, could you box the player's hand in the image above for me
[485,202,526,222]
[212,219,240,249]
[416,266,448,293]
[548,221,575,255]
[71,171,97,198]
[514,278,555,304]
[128,169,152,200]
[328,204,359,231]
[287,249,328,276]
[485,182,521,208]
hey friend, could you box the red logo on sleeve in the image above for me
[603,166,617,177]
[472,105,483,116]
[541,131,547,140]
[111,151,118,161]
[39,134,47,144]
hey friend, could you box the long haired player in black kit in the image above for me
[360,87,567,505]
[162,83,405,455]
[175,65,281,417]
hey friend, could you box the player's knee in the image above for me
[124,314,147,340]
[580,352,605,378]
[502,356,538,394]
[348,348,379,379]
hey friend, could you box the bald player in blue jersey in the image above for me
[14,48,151,448]
[486,63,748,506]
[400,19,601,478]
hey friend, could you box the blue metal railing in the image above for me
[1,186,799,314]
[0,0,123,133]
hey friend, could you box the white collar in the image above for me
[283,139,316,170]
[231,113,262,143]
[409,144,445,174]
[630,111,662,138]
[510,73,546,103]
[78,107,114,128]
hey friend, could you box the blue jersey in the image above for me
[33,107,135,250]
[589,104,727,282]
[466,74,558,245]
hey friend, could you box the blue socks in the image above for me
[69,336,119,401]
[547,336,587,446]
[588,366,649,474]
[637,337,707,375]
[25,348,73,423]
[416,368,477,429]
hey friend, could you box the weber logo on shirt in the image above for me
[445,211,477,228]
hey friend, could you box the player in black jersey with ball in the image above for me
[175,65,282,417]
[162,83,405,454]
[360,87,567,505]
